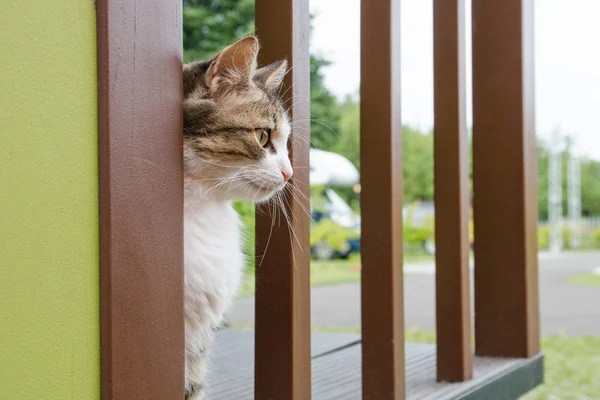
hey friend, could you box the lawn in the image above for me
[523,335,600,400]
[238,258,362,297]
[566,272,600,288]
[238,253,434,297]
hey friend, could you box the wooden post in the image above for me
[254,0,312,399]
[97,0,184,398]
[433,0,473,382]
[472,0,540,358]
[360,0,405,398]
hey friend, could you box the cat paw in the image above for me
[185,382,205,400]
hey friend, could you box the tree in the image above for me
[581,158,600,216]
[332,96,360,168]
[183,0,341,151]
[309,56,341,150]
[183,0,255,62]
[402,126,434,203]
[536,135,600,219]
[330,97,436,205]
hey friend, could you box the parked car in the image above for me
[310,188,361,260]
[308,148,361,260]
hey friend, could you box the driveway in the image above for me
[227,251,600,337]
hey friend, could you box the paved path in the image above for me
[227,251,600,337]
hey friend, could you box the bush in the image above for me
[593,228,600,249]
[538,225,550,250]
[310,219,358,254]
[402,205,435,246]
[562,225,571,250]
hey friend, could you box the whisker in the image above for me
[258,196,277,269]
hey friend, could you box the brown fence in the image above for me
[253,0,540,399]
[96,0,539,398]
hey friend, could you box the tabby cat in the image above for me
[182,36,293,399]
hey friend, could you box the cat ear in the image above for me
[255,59,288,92]
[206,36,259,92]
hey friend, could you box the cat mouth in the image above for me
[245,180,284,197]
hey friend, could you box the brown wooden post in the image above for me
[433,0,473,382]
[254,1,312,399]
[97,0,184,398]
[360,0,405,398]
[472,0,540,358]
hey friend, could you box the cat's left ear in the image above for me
[207,36,259,92]
[255,60,288,92]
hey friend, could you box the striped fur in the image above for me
[182,36,293,398]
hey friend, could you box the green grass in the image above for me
[404,253,436,264]
[566,272,600,288]
[238,258,362,297]
[524,336,600,400]
[228,324,600,399]
[238,254,434,297]
[397,330,600,400]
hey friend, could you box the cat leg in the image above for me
[185,381,205,400]
[185,351,208,400]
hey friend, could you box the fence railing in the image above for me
[253,0,540,399]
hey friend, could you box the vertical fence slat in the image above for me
[97,0,184,398]
[472,0,540,357]
[254,1,311,399]
[360,0,404,398]
[433,0,473,382]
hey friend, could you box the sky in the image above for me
[310,0,600,159]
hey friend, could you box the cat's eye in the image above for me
[255,128,271,147]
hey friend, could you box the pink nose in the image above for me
[282,170,293,182]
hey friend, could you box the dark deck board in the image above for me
[205,330,543,399]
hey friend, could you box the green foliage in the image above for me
[538,225,550,250]
[403,206,435,245]
[309,56,342,151]
[182,2,600,276]
[310,219,358,253]
[562,225,571,250]
[309,185,329,213]
[594,228,600,246]
[182,0,341,152]
[537,136,600,219]
[536,223,600,251]
[581,161,600,216]
[183,0,255,62]
[403,127,434,203]
[331,100,436,205]
[332,97,360,168]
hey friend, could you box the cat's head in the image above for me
[183,36,293,203]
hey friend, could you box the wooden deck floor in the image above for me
[206,330,543,399]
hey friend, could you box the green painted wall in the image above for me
[0,1,100,398]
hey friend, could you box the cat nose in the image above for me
[282,169,293,182]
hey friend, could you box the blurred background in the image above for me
[183,1,600,398]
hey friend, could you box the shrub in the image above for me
[538,225,550,250]
[402,205,435,246]
[593,228,600,248]
[562,225,571,250]
[310,219,358,254]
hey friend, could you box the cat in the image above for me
[182,36,293,400]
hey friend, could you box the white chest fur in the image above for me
[183,185,245,337]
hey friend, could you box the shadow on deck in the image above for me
[206,330,543,399]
